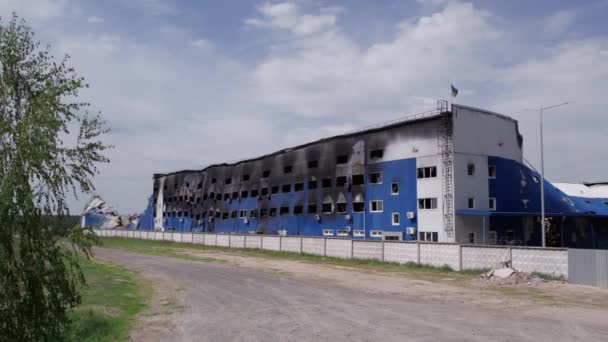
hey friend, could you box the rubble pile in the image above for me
[480,267,543,286]
[81,195,140,229]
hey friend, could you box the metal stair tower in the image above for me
[437,100,454,239]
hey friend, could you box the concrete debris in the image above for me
[479,267,544,286]
[81,194,140,229]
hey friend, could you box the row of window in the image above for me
[467,163,496,178]
[467,197,496,210]
[163,172,399,204]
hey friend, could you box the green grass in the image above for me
[99,237,489,277]
[66,257,148,341]
[532,271,567,282]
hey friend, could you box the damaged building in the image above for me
[119,102,608,247]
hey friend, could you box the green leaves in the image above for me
[0,14,111,341]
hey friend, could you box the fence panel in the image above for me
[245,235,262,249]
[154,232,163,240]
[281,237,302,253]
[127,230,134,238]
[216,234,230,247]
[203,233,216,246]
[171,232,181,243]
[568,249,608,288]
[325,239,351,259]
[302,238,324,256]
[262,236,281,251]
[384,242,418,264]
[231,235,246,248]
[462,246,509,270]
[353,241,383,260]
[182,233,193,244]
[193,233,204,244]
[420,243,460,270]
[512,248,567,276]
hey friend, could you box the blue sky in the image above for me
[2,0,607,213]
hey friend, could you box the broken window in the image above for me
[336,176,347,187]
[417,166,437,179]
[209,192,215,199]
[185,182,190,188]
[467,163,475,176]
[488,165,496,178]
[232,192,238,199]
[308,203,317,214]
[163,185,167,191]
[280,206,290,216]
[250,188,259,197]
[242,174,250,181]
[174,184,178,189]
[197,182,202,189]
[369,172,382,184]
[352,174,364,185]
[308,160,318,168]
[353,201,364,212]
[225,177,232,184]
[336,202,347,213]
[211,178,217,183]
[216,193,222,200]
[202,194,207,201]
[293,205,303,215]
[250,209,258,218]
[240,210,247,218]
[418,198,438,210]
[260,208,268,217]
[370,149,384,159]
[231,211,237,218]
[222,212,228,220]
[184,211,189,217]
[321,178,332,188]
[262,170,271,178]
[261,187,269,196]
[271,186,279,194]
[241,190,249,198]
[269,208,277,217]
[178,211,183,217]
[284,165,293,174]
[282,184,291,193]
[294,182,304,192]
[391,182,399,195]
[336,155,348,164]
[308,180,318,189]
[489,198,496,210]
[223,193,230,201]
[370,200,383,212]
[322,203,333,214]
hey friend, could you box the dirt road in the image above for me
[94,248,608,342]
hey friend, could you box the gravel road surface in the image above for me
[94,248,608,342]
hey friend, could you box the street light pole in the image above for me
[535,102,569,247]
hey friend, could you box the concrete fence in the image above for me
[95,229,569,277]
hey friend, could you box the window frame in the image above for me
[391,182,399,195]
[369,172,382,184]
[239,210,248,218]
[336,202,347,213]
[321,202,333,214]
[467,163,475,176]
[467,197,475,209]
[417,198,438,210]
[489,197,496,211]
[370,230,383,238]
[370,149,384,160]
[370,200,383,213]
[353,230,365,237]
[488,165,496,179]
[323,229,334,236]
[391,212,400,226]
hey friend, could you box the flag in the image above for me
[451,84,459,97]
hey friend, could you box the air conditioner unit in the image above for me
[314,214,321,221]
[344,226,352,232]
[406,227,416,235]
[243,218,249,224]
[208,217,214,223]
[344,214,352,221]
[407,211,416,219]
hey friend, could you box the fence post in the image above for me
[228,234,232,248]
[244,234,248,248]
[279,236,283,251]
[191,232,194,244]
[508,246,513,267]
[162,231,165,241]
[458,244,463,271]
[215,234,218,247]
[323,238,327,257]
[300,236,303,254]
[381,240,385,262]
[350,239,354,259]
[417,241,421,264]
[261,235,264,250]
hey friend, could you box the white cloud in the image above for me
[87,15,104,24]
[543,9,578,37]
[0,0,68,22]
[246,1,338,35]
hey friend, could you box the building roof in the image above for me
[553,182,608,199]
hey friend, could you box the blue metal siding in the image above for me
[155,157,418,239]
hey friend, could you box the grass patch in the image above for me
[99,237,489,278]
[66,257,148,341]
[532,272,566,282]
